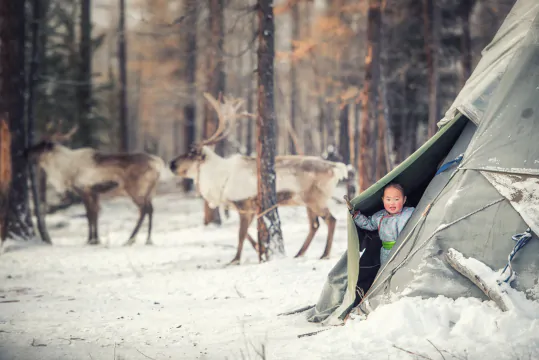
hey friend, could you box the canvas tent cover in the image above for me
[306,0,539,325]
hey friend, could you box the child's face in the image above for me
[383,186,406,214]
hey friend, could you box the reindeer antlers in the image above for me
[200,92,248,147]
[43,119,78,143]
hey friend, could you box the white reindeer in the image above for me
[169,93,348,264]
[24,125,171,246]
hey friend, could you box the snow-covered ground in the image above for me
[1,188,538,360]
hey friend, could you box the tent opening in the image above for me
[349,114,471,309]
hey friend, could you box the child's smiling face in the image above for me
[383,186,406,214]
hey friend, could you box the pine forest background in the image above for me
[0,0,516,241]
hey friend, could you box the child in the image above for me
[352,183,414,265]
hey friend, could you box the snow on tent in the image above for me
[301,0,539,326]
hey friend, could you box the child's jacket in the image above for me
[353,207,415,252]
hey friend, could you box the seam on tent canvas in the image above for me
[359,197,505,308]
[463,166,539,177]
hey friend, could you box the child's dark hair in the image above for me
[383,182,405,196]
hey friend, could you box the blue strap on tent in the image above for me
[435,153,464,175]
[499,228,533,283]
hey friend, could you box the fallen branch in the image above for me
[136,348,156,360]
[445,248,512,312]
[31,338,46,347]
[393,345,433,360]
[0,299,20,303]
[427,339,446,360]
[297,328,330,338]
[59,336,85,345]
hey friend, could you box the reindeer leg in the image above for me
[145,202,154,245]
[294,207,320,258]
[239,208,258,253]
[228,212,251,265]
[228,202,255,265]
[319,208,336,259]
[246,233,261,253]
[123,203,147,246]
[90,192,100,244]
[80,191,99,245]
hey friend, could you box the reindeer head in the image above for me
[24,122,78,164]
[169,92,247,178]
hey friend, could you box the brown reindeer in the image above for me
[24,124,172,246]
[169,93,348,264]
[0,116,11,244]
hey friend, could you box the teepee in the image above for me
[305,0,539,325]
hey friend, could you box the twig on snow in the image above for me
[136,348,157,360]
[31,338,47,347]
[297,328,330,338]
[59,336,85,345]
[393,344,433,360]
[427,339,446,360]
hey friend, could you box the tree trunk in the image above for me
[338,104,349,165]
[378,0,394,173]
[358,0,382,192]
[203,0,225,226]
[0,0,35,241]
[257,0,284,261]
[339,104,356,199]
[423,0,440,138]
[118,0,129,152]
[376,104,386,180]
[246,78,254,156]
[77,0,94,147]
[180,0,198,193]
[28,0,51,244]
[458,0,474,88]
[0,118,10,242]
[247,12,257,157]
[289,1,299,155]
[380,71,395,171]
[348,102,356,175]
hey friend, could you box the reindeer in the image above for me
[169,93,348,264]
[0,117,11,244]
[24,124,171,246]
